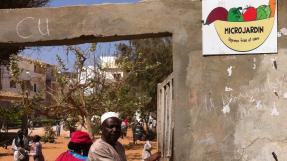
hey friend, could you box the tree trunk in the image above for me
[21,114,28,130]
[85,115,94,139]
[0,66,2,90]
[1,119,8,133]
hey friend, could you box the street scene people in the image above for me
[132,122,145,144]
[56,123,61,137]
[88,112,161,161]
[121,120,128,139]
[12,130,30,161]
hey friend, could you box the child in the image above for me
[142,140,152,161]
[30,135,44,161]
[142,140,161,161]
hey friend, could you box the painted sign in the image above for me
[202,0,277,55]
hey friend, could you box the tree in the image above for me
[47,44,112,136]
[0,103,22,132]
[115,37,172,124]
[0,0,49,9]
[8,55,48,130]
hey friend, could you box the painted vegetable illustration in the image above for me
[227,7,244,22]
[269,0,276,17]
[204,0,276,52]
[205,0,276,24]
[257,5,271,20]
[205,7,228,25]
[243,7,257,21]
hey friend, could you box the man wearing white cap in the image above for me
[88,112,161,161]
[88,112,125,161]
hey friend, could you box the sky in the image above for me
[21,0,139,69]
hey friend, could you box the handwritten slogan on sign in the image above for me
[202,0,277,55]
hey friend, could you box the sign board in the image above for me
[202,0,277,55]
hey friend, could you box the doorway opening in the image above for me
[0,36,173,161]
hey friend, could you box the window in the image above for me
[10,80,16,88]
[113,73,121,81]
[33,83,37,92]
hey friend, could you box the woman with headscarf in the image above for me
[12,130,30,161]
[55,131,93,161]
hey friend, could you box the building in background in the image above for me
[79,56,124,95]
[100,56,124,81]
[0,56,57,104]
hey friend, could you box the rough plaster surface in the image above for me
[0,0,287,161]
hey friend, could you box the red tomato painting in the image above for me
[243,7,257,21]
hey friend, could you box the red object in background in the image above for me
[124,118,129,127]
[243,7,257,21]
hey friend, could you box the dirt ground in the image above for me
[0,127,157,161]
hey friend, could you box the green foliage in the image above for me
[51,44,108,135]
[0,104,23,128]
[62,115,78,131]
[9,55,22,83]
[101,82,142,118]
[0,47,24,65]
[91,119,101,135]
[115,38,172,117]
[0,0,49,9]
[41,124,56,143]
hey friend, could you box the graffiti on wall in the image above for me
[16,17,50,39]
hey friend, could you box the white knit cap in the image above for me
[101,112,119,124]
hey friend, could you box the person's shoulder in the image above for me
[55,151,69,161]
[90,139,105,149]
[116,141,125,149]
[93,138,104,144]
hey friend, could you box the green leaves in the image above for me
[9,55,22,83]
[0,0,49,9]
[115,38,172,115]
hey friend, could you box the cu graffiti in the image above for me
[16,17,50,39]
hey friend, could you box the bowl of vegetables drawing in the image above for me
[205,0,276,52]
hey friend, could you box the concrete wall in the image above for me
[0,0,287,160]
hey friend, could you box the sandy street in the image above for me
[0,128,157,161]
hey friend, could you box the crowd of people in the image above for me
[12,129,44,161]
[11,112,161,161]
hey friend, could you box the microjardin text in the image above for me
[225,26,264,34]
